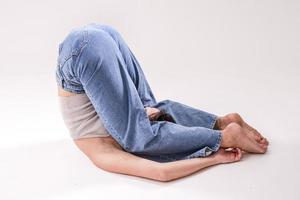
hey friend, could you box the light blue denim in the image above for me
[55,23,222,163]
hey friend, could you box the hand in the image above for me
[211,148,243,164]
[145,107,161,120]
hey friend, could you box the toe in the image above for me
[260,138,269,146]
[259,143,268,153]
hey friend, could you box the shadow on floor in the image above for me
[0,139,167,200]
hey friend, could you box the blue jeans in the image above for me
[55,23,222,163]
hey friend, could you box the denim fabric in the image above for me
[55,23,222,163]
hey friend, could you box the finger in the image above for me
[228,149,239,161]
[235,148,243,161]
[231,148,238,153]
[225,147,233,151]
[237,148,242,156]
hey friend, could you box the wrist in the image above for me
[197,156,220,166]
[210,154,223,164]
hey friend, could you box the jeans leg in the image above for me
[87,25,219,131]
[71,25,222,161]
[152,99,219,129]
[86,23,157,108]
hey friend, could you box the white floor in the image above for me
[0,1,299,199]
[1,138,299,200]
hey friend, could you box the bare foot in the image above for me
[216,113,269,146]
[243,121,269,146]
[220,122,267,154]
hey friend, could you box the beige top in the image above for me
[58,93,110,140]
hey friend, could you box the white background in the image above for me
[0,0,299,199]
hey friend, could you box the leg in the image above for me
[68,25,222,161]
[151,100,268,154]
[88,23,157,108]
[57,24,266,162]
[90,24,219,130]
[149,96,269,148]
[151,99,220,129]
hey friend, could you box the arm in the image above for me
[159,148,243,181]
[74,136,242,182]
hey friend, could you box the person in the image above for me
[55,23,269,182]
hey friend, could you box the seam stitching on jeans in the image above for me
[88,91,127,150]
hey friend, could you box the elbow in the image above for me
[90,155,116,174]
[91,156,115,173]
[93,161,118,175]
[92,160,107,171]
[157,173,171,182]
[155,166,173,182]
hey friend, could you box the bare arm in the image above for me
[159,148,242,181]
[74,136,242,182]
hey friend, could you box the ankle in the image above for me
[225,113,244,126]
[215,117,225,130]
[220,130,233,148]
[220,122,242,148]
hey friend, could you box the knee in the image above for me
[82,26,120,61]
[161,99,172,104]
[98,24,124,46]
[87,26,113,45]
[73,28,119,84]
[158,99,175,106]
[153,99,174,111]
[58,26,89,63]
[100,24,121,36]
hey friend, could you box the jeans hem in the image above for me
[209,113,219,130]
